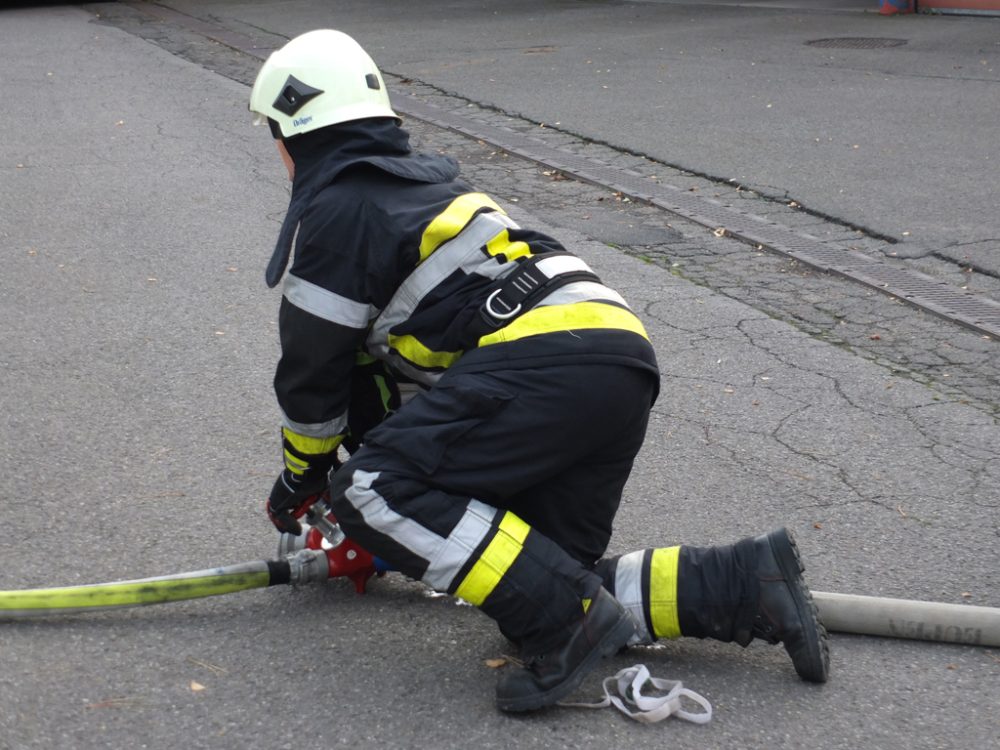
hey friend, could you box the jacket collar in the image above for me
[266,118,461,288]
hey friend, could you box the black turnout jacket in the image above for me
[268,118,658,444]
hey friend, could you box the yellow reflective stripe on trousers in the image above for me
[387,333,463,370]
[454,511,530,606]
[478,301,649,346]
[419,193,504,263]
[649,546,682,639]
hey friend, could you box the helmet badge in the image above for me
[273,75,325,117]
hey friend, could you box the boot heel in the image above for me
[755,528,831,683]
[495,588,638,712]
[771,527,805,576]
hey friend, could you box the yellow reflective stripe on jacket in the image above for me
[418,193,504,263]
[485,230,532,263]
[283,449,309,475]
[388,301,647,370]
[282,428,343,475]
[282,428,342,455]
[454,511,530,606]
[477,301,649,347]
[649,545,682,640]
[387,333,463,370]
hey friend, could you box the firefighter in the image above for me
[251,29,829,712]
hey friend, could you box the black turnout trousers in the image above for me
[328,361,657,650]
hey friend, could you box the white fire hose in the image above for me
[813,591,1000,648]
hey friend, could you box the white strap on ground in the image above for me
[558,664,712,725]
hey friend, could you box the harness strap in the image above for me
[462,252,601,345]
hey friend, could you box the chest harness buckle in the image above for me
[464,252,602,344]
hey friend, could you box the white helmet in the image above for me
[249,29,398,139]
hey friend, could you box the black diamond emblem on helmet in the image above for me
[273,75,324,117]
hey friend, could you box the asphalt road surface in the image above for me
[0,3,997,749]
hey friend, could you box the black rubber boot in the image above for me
[675,528,830,683]
[495,587,637,712]
[746,528,830,683]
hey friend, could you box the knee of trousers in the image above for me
[324,457,451,588]
[326,454,602,643]
[325,452,405,547]
[326,450,410,522]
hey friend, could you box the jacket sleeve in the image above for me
[272,188,400,464]
[274,296,364,439]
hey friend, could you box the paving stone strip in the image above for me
[92,2,1000,416]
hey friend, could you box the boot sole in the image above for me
[495,610,636,712]
[769,528,831,683]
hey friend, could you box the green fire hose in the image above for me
[2,559,998,649]
[0,551,327,619]
[2,505,998,649]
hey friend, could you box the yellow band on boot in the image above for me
[649,546,682,639]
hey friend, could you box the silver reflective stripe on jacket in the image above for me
[280,410,349,439]
[527,256,628,308]
[284,273,381,329]
[536,280,628,309]
[366,211,520,383]
[531,253,593,279]
[365,211,634,385]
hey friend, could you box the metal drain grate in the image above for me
[806,38,908,49]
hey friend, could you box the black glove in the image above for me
[266,469,329,536]
[267,431,341,535]
[343,354,401,454]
